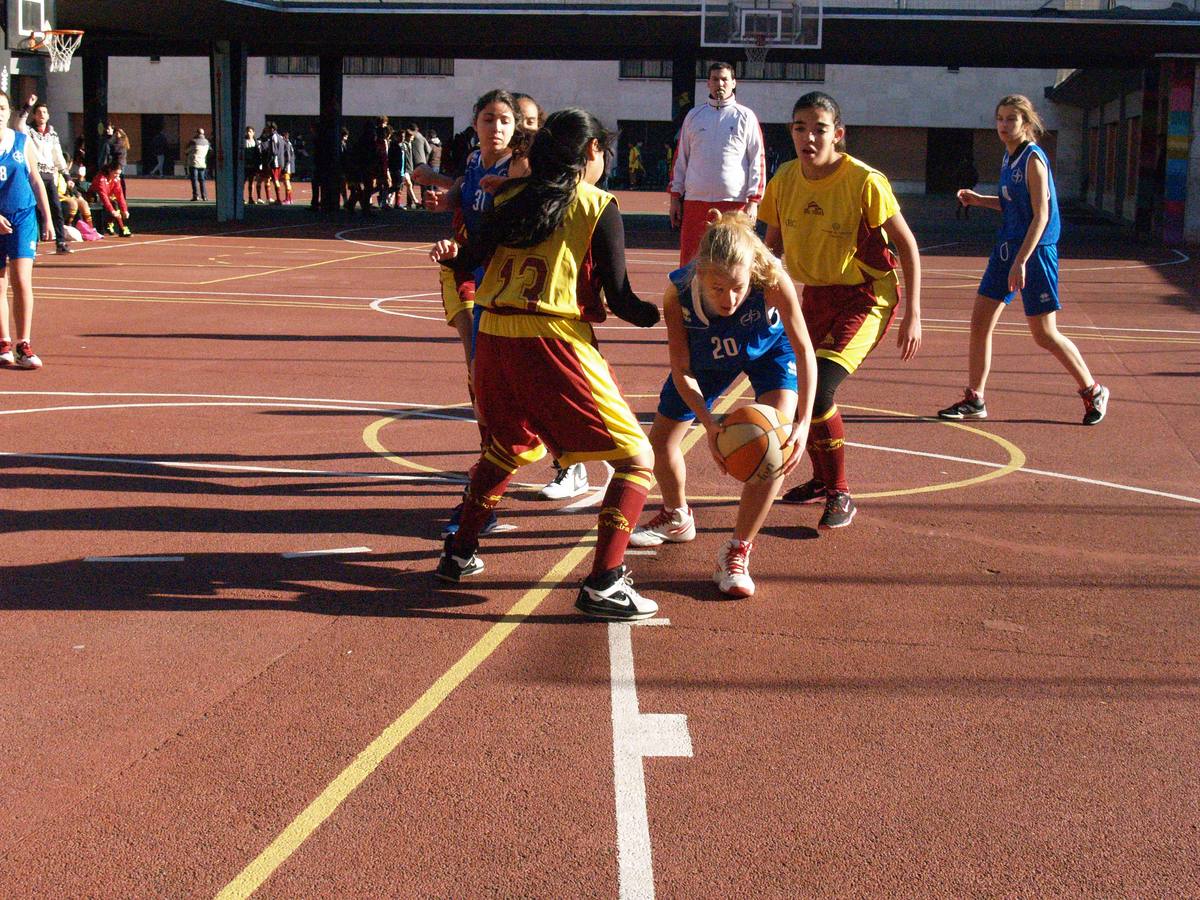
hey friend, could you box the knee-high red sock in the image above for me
[451,455,513,553]
[592,465,652,575]
[807,405,848,493]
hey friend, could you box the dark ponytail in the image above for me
[483,108,612,249]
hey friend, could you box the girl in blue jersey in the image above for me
[630,210,816,598]
[940,94,1109,426]
[0,90,54,369]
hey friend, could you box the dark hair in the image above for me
[33,101,48,113]
[483,107,611,249]
[793,91,846,150]
[708,61,735,76]
[472,89,517,126]
[512,92,545,128]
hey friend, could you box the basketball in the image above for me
[714,403,795,483]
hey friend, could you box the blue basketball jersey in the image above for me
[0,131,36,219]
[669,264,786,374]
[999,141,1060,246]
[460,149,512,237]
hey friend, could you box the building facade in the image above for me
[32,55,1080,200]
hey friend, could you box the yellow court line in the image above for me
[216,540,596,900]
[198,247,407,285]
[218,381,753,896]
[653,402,1025,503]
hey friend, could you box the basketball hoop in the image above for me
[745,32,770,65]
[23,29,84,73]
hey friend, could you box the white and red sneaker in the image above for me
[629,505,696,548]
[714,538,754,598]
[14,341,41,369]
[0,340,14,366]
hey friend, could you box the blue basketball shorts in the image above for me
[657,338,798,422]
[0,208,39,267]
[978,241,1060,317]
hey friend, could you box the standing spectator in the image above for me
[184,128,210,201]
[24,98,73,254]
[386,129,409,209]
[97,123,115,170]
[147,129,168,177]
[405,122,430,205]
[244,126,264,205]
[627,140,645,188]
[281,129,296,204]
[428,130,442,173]
[112,127,130,193]
[669,61,766,265]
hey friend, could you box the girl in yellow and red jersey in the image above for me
[431,107,663,621]
[759,91,923,529]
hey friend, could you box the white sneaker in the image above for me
[0,340,13,366]
[14,341,42,370]
[629,506,696,548]
[539,462,590,500]
[713,539,754,598]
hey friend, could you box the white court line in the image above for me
[85,555,185,563]
[36,284,400,302]
[3,393,1192,506]
[0,451,464,485]
[922,317,1200,336]
[609,622,692,900]
[0,401,468,420]
[281,547,372,558]
[60,221,319,254]
[848,441,1200,505]
[918,242,961,252]
[0,390,426,407]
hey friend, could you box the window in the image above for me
[266,56,319,75]
[696,60,824,82]
[265,57,454,77]
[620,60,673,80]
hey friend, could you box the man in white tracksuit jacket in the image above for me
[668,61,766,266]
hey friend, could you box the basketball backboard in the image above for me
[700,0,822,50]
[5,0,57,52]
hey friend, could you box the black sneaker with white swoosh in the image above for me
[574,565,658,621]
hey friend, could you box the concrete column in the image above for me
[210,40,247,223]
[80,53,107,179]
[316,54,343,214]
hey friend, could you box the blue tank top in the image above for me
[999,142,1060,246]
[669,264,786,374]
[460,149,512,237]
[0,131,36,219]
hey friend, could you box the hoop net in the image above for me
[35,30,84,73]
[745,33,770,65]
